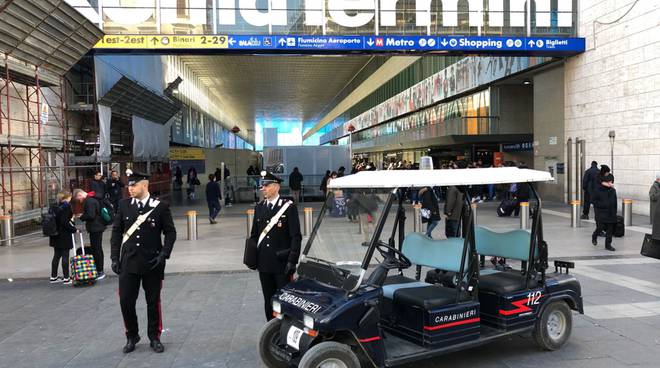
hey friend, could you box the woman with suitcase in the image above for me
[49,190,78,284]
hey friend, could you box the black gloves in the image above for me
[284,262,297,276]
[148,253,167,271]
[111,260,121,275]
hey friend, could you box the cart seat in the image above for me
[474,226,533,294]
[478,271,528,294]
[393,285,468,309]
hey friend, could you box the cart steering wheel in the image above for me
[375,241,412,269]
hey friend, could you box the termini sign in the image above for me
[70,0,574,33]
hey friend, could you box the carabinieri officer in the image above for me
[250,171,302,320]
[110,170,176,354]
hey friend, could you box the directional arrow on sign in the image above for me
[151,37,159,45]
[367,38,374,46]
[278,38,286,47]
[528,40,535,47]
[228,38,236,46]
[441,38,448,46]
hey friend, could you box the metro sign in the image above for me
[69,0,574,31]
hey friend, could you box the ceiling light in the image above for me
[523,79,532,85]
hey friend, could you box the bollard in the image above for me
[303,207,313,236]
[186,211,198,240]
[413,204,422,233]
[622,199,633,226]
[0,215,13,246]
[246,209,255,237]
[471,203,478,226]
[519,202,529,229]
[570,200,581,228]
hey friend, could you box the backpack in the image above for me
[42,204,60,237]
[99,198,115,225]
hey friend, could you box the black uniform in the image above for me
[250,196,302,320]
[110,196,176,341]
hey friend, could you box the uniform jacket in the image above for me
[583,165,600,194]
[419,187,441,223]
[249,197,302,274]
[110,196,176,277]
[80,196,106,233]
[49,202,77,249]
[592,185,618,224]
[444,186,465,221]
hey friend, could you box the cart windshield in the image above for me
[300,187,396,283]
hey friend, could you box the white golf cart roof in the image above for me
[327,167,553,189]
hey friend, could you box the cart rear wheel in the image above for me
[257,319,288,368]
[533,301,572,351]
[299,342,360,368]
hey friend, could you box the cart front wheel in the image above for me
[257,319,288,368]
[299,342,361,368]
[533,301,572,351]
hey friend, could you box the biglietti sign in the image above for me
[70,0,576,34]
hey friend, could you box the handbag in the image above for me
[243,201,292,270]
[641,234,660,260]
[420,208,431,219]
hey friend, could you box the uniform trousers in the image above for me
[259,272,289,321]
[119,271,163,341]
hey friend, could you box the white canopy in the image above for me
[327,167,553,189]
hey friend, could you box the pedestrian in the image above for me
[74,188,107,280]
[649,173,660,225]
[288,167,303,205]
[110,170,176,354]
[249,171,302,320]
[223,166,233,207]
[581,161,600,219]
[652,174,660,243]
[320,170,330,195]
[91,171,106,199]
[174,166,183,190]
[591,174,617,251]
[337,166,346,177]
[599,164,611,182]
[206,174,221,224]
[445,161,467,238]
[419,186,441,238]
[49,190,77,285]
[186,167,198,199]
[106,170,124,213]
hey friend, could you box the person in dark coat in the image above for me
[419,186,441,238]
[206,174,221,224]
[249,171,302,321]
[444,185,465,238]
[591,174,617,251]
[174,166,183,190]
[106,170,125,213]
[581,161,600,219]
[186,167,198,199]
[651,173,660,241]
[288,167,303,205]
[319,170,331,194]
[90,171,106,199]
[110,170,176,354]
[49,190,78,284]
[74,188,107,279]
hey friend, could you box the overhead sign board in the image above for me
[95,35,585,55]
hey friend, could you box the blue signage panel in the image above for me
[225,35,585,55]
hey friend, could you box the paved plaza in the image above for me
[1,197,659,367]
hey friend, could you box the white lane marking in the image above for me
[572,257,660,266]
[585,301,660,320]
[571,266,660,297]
[542,209,651,234]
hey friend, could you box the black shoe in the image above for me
[606,246,616,252]
[123,336,140,354]
[592,238,597,246]
[580,214,589,220]
[150,339,165,353]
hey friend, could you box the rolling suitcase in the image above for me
[70,232,97,287]
[613,215,625,237]
[497,199,517,217]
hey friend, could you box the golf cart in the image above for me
[258,167,583,368]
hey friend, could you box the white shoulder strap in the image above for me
[257,201,292,247]
[121,205,158,245]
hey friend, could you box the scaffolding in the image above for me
[0,56,69,219]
